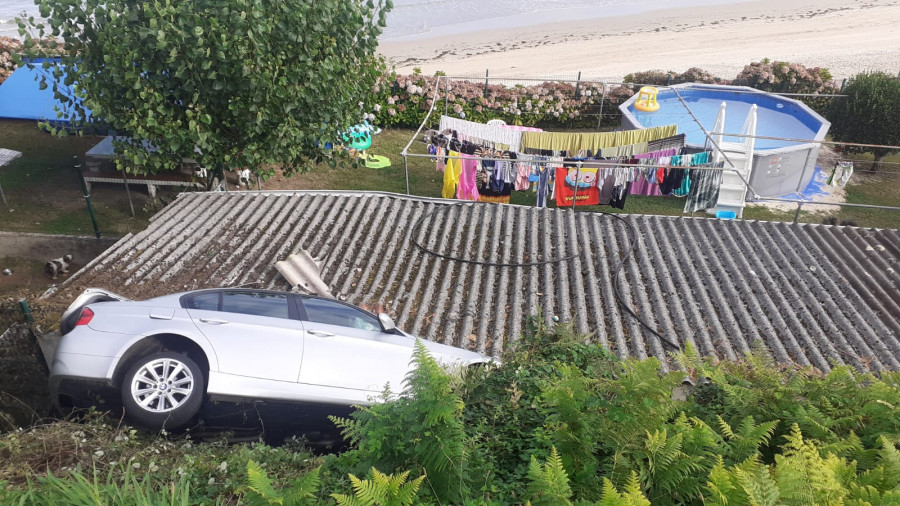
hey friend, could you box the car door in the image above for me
[296,297,414,395]
[184,290,304,383]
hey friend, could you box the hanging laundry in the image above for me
[515,154,533,191]
[647,133,686,153]
[684,162,725,213]
[597,174,617,205]
[610,182,632,210]
[673,168,691,197]
[435,146,446,172]
[554,164,600,207]
[827,161,854,187]
[456,153,480,201]
[536,165,552,208]
[442,151,463,199]
[440,115,521,151]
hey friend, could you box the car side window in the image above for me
[221,291,290,320]
[302,298,380,332]
[184,292,220,310]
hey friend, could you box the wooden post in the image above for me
[121,168,135,217]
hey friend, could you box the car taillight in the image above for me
[75,307,94,326]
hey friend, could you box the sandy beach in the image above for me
[379,0,900,81]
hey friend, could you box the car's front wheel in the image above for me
[121,351,204,430]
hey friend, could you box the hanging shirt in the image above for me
[442,151,463,199]
[536,166,551,208]
[610,182,631,210]
[684,162,725,213]
[515,154,533,190]
[456,153,480,201]
[435,146,446,172]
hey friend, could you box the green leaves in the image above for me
[526,447,573,506]
[827,72,900,167]
[332,468,423,506]
[19,0,392,175]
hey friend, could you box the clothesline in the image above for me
[409,150,735,172]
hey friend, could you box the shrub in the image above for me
[330,340,468,504]
[735,59,839,113]
[623,68,726,86]
[827,72,900,171]
[0,36,60,84]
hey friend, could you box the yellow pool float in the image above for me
[634,86,660,112]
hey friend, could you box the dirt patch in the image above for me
[0,324,51,430]
[0,257,53,297]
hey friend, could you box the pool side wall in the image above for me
[619,84,831,198]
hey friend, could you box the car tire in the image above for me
[121,351,205,430]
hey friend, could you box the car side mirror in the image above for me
[378,313,398,333]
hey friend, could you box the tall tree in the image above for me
[827,72,900,172]
[19,0,392,176]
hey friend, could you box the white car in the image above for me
[52,288,493,430]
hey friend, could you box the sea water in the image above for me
[3,0,747,41]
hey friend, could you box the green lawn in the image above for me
[1,123,898,236]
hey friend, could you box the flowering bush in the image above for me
[624,67,727,86]
[372,70,609,129]
[0,37,23,84]
[736,59,836,93]
[0,36,61,84]
[735,59,839,113]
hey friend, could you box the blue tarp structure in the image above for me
[0,58,91,123]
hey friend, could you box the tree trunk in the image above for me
[871,150,887,172]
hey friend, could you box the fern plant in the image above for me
[595,472,651,506]
[705,455,780,506]
[715,415,779,464]
[705,426,900,506]
[525,447,572,506]
[243,460,321,506]
[331,340,468,503]
[331,468,424,506]
[540,364,602,492]
[774,424,848,504]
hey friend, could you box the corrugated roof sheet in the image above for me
[59,191,900,371]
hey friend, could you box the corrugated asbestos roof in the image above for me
[61,191,900,371]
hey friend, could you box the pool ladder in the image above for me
[707,102,757,218]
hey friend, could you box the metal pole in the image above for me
[73,156,101,239]
[574,71,582,99]
[571,162,581,209]
[121,168,135,218]
[793,202,803,224]
[0,181,7,207]
[444,75,450,118]
[18,298,33,323]
[484,69,489,96]
[404,154,410,195]
[596,83,607,131]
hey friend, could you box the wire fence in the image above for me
[416,72,850,135]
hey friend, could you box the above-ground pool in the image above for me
[620,84,830,197]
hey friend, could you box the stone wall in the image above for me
[0,232,118,261]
